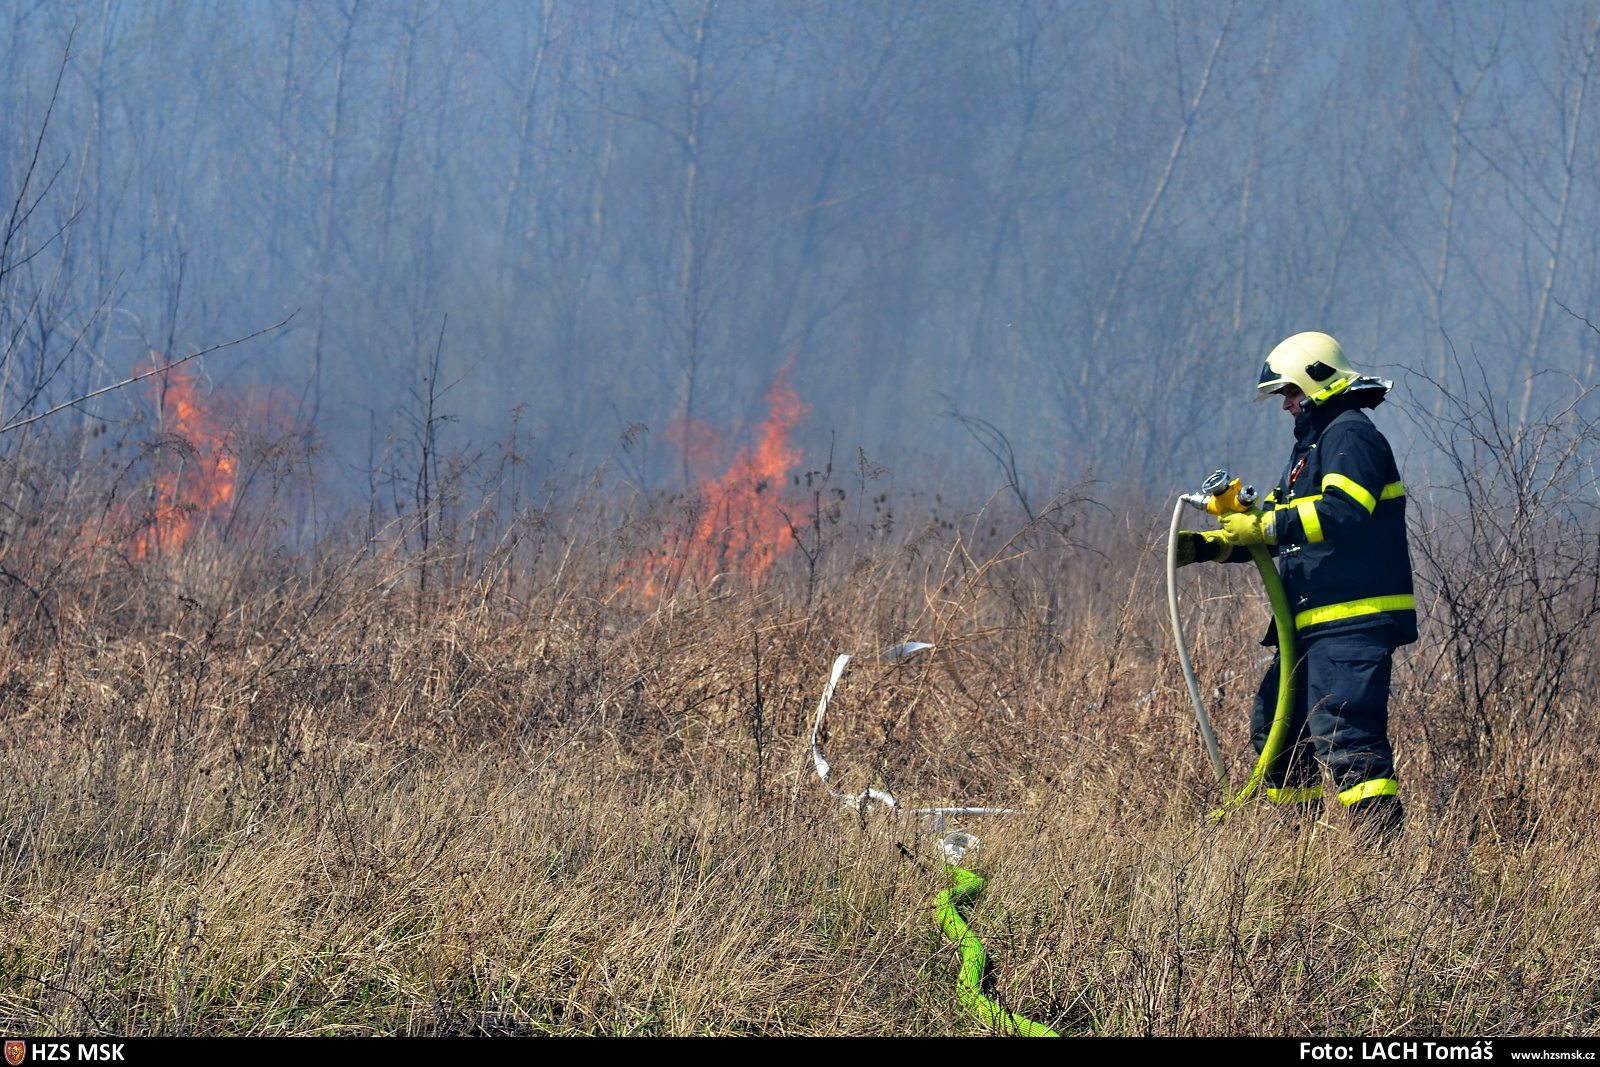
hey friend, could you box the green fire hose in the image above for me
[935,864,1059,1037]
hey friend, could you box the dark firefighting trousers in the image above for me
[1249,628,1400,810]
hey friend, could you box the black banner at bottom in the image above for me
[2,1035,1600,1057]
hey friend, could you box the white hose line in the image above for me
[809,644,1015,828]
[1167,497,1229,786]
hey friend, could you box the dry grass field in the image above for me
[0,413,1597,1037]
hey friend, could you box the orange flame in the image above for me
[131,354,239,559]
[628,366,809,596]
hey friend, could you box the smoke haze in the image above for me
[4,1,1598,509]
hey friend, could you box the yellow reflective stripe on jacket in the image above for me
[1296,498,1323,543]
[1322,473,1377,513]
[1338,778,1399,806]
[1276,483,1403,515]
[1266,785,1322,805]
[1293,594,1416,631]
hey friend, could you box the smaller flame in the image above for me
[131,353,239,559]
[628,366,808,596]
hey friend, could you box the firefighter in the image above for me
[1176,332,1414,842]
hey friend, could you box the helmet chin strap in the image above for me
[1307,375,1393,410]
[1306,375,1354,407]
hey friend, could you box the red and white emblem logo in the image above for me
[4,1040,25,1066]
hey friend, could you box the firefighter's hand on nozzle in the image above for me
[1219,509,1275,547]
[1173,530,1230,567]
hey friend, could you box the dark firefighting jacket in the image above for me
[1236,387,1418,647]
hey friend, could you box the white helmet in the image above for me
[1255,332,1360,404]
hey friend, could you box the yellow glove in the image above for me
[1173,530,1230,566]
[1218,509,1275,547]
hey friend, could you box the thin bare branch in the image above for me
[0,310,299,435]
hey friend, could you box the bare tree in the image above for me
[1515,9,1600,426]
